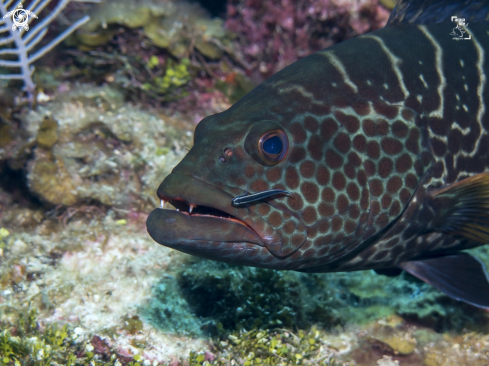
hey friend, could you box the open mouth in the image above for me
[147,172,279,249]
[158,194,257,233]
[147,190,265,248]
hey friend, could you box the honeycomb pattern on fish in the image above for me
[236,102,429,266]
[149,22,489,273]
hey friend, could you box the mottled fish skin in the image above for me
[147,22,489,274]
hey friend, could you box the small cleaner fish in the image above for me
[147,0,489,308]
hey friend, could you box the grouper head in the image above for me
[147,26,427,271]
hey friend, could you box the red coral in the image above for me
[226,0,390,77]
[91,335,112,361]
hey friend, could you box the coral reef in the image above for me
[0,214,208,364]
[48,0,246,109]
[226,0,390,77]
[8,84,196,209]
[1,211,489,365]
[77,0,229,59]
[1,0,489,365]
[209,327,348,365]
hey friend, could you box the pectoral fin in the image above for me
[399,253,489,308]
[432,172,489,243]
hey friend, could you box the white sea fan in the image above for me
[0,0,98,102]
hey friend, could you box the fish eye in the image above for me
[259,131,287,164]
[257,130,288,165]
[262,135,283,155]
[244,122,289,166]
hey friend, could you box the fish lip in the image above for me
[152,172,280,247]
[147,206,264,246]
[157,194,262,243]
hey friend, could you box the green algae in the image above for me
[0,308,153,366]
[142,255,489,343]
[1,292,348,366]
[195,327,348,366]
[142,58,192,97]
[0,307,347,366]
[0,308,78,365]
[141,258,343,338]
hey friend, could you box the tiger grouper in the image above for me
[147,0,489,308]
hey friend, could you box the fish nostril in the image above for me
[224,148,233,157]
[219,148,233,163]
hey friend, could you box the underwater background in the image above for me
[1,0,489,365]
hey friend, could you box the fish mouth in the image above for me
[162,199,257,234]
[152,196,263,245]
[146,173,282,251]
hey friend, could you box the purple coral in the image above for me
[226,0,390,78]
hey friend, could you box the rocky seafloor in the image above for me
[1,0,489,365]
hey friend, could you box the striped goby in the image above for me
[147,1,489,308]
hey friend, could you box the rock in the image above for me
[36,116,59,149]
[29,159,80,206]
[23,84,192,210]
[78,0,229,59]
[376,355,399,366]
[381,335,417,355]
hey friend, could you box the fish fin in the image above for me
[399,253,489,308]
[387,0,489,26]
[432,172,489,243]
[374,268,403,277]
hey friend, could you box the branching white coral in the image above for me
[0,0,96,101]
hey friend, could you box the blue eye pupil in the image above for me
[262,135,283,155]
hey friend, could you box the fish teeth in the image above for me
[189,204,196,214]
[160,199,166,208]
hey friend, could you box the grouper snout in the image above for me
[147,172,297,267]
